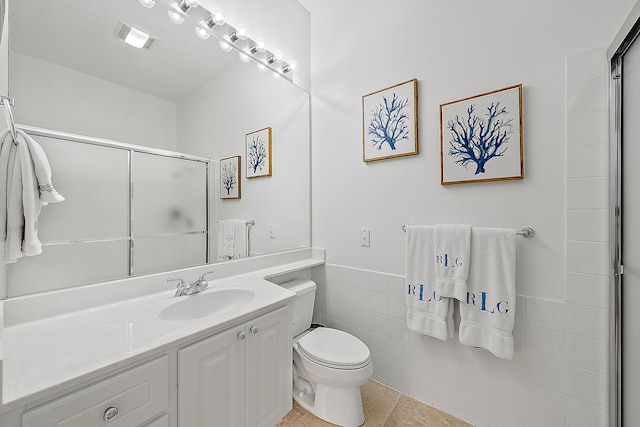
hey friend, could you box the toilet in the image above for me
[281,279,373,427]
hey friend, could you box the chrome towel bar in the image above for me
[401,225,535,238]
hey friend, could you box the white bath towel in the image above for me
[216,219,249,260]
[405,225,455,341]
[459,227,516,360]
[435,224,471,301]
[0,128,64,263]
[17,129,65,205]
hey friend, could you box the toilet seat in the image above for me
[297,328,371,370]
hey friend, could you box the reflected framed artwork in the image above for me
[362,78,418,162]
[246,127,272,178]
[220,156,241,199]
[440,84,524,185]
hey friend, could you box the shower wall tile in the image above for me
[565,303,608,341]
[566,144,608,178]
[566,177,609,210]
[565,334,608,374]
[567,110,608,147]
[565,396,609,427]
[565,272,608,308]
[566,77,608,116]
[566,210,609,242]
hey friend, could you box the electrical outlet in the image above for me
[360,229,370,247]
[269,225,276,239]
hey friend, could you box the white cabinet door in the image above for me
[178,324,246,427]
[178,305,292,427]
[246,306,292,427]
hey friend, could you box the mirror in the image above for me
[6,0,310,296]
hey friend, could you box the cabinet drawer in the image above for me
[22,356,169,427]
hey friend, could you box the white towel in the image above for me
[459,227,516,360]
[435,224,471,301]
[17,129,65,204]
[0,128,64,263]
[216,219,249,260]
[405,225,454,341]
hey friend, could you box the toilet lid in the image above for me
[297,328,371,369]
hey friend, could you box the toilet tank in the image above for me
[280,279,316,337]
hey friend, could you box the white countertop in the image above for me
[0,248,324,410]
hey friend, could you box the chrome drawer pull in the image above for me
[250,326,259,334]
[103,406,119,422]
[237,331,246,340]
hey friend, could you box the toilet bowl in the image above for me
[280,279,373,427]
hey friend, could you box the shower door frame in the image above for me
[609,3,640,426]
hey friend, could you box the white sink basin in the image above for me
[159,288,255,321]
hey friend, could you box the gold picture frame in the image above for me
[362,78,419,162]
[220,155,241,199]
[246,127,272,178]
[440,84,524,185]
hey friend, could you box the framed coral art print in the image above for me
[220,156,241,199]
[440,84,523,185]
[246,127,272,178]
[362,79,418,162]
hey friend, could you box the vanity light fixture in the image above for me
[142,0,296,81]
[114,21,156,49]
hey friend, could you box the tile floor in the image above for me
[276,380,472,426]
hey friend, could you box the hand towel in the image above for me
[232,219,248,259]
[217,219,235,260]
[405,225,454,341]
[435,224,471,301]
[17,129,65,204]
[216,219,249,260]
[459,227,516,360]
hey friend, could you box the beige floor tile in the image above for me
[383,395,471,427]
[361,380,402,427]
[277,380,471,427]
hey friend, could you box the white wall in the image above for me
[9,52,177,150]
[304,0,634,426]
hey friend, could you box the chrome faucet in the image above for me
[168,271,215,297]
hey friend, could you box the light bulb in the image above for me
[257,63,267,72]
[288,60,298,70]
[195,26,210,39]
[219,40,232,52]
[211,8,226,25]
[236,24,248,41]
[273,71,281,79]
[273,50,283,63]
[168,9,185,24]
[239,52,251,63]
[138,0,155,8]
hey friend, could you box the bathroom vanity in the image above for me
[0,248,324,426]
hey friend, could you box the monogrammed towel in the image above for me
[459,227,516,360]
[406,225,454,341]
[435,224,471,301]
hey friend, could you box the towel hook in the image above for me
[1,96,17,143]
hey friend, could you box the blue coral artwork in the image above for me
[440,84,524,185]
[246,127,272,178]
[220,155,241,199]
[362,79,418,162]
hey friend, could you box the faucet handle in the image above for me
[198,271,215,281]
[167,278,187,289]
